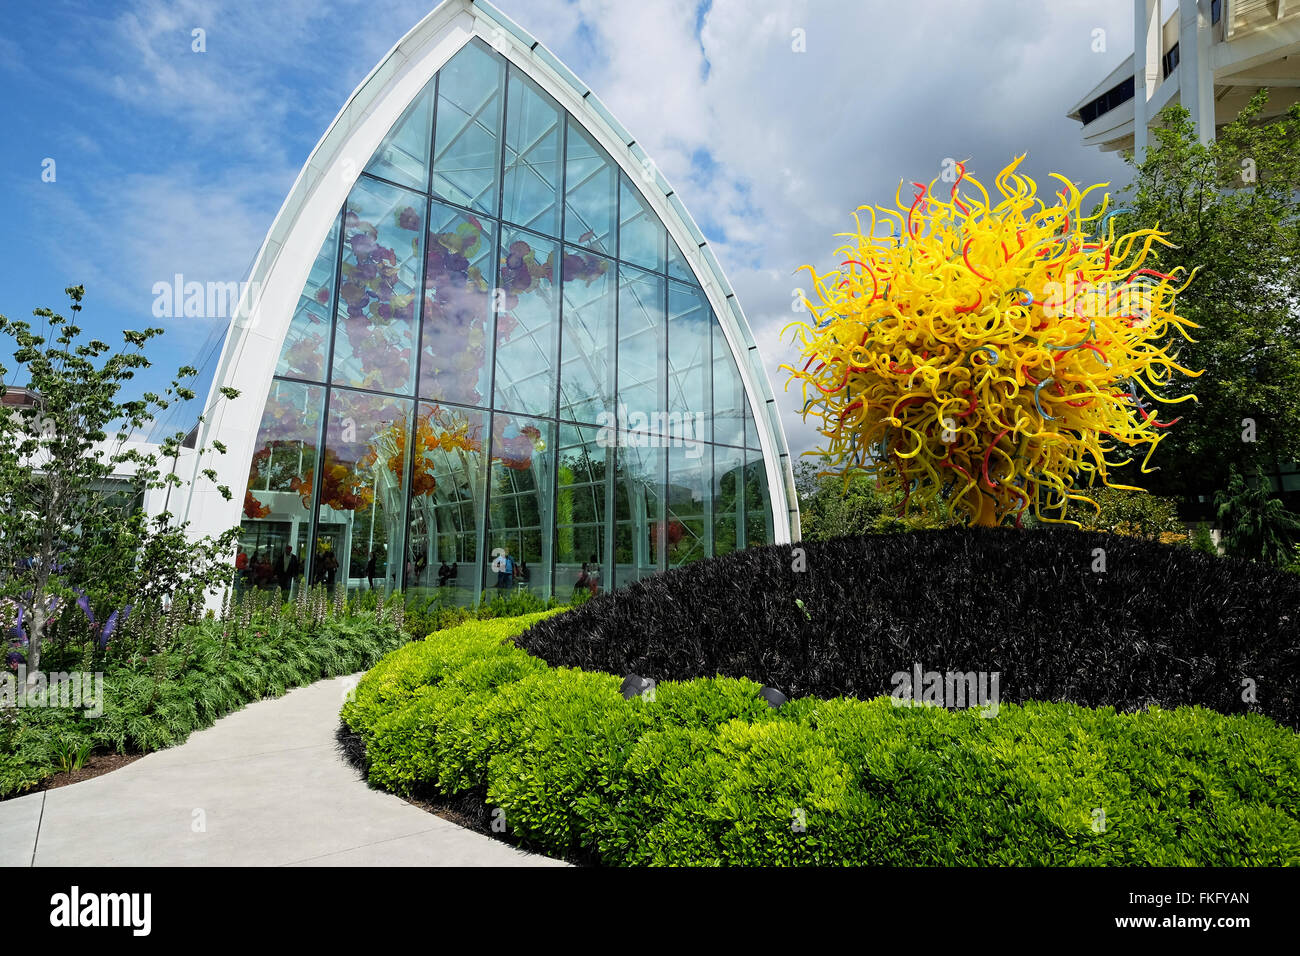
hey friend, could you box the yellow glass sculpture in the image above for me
[784,156,1201,527]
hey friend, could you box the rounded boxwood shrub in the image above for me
[342,612,1300,866]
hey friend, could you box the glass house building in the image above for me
[182,0,797,604]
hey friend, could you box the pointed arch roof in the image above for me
[188,0,797,541]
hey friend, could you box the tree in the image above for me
[1114,94,1300,500]
[0,286,238,679]
[794,457,954,541]
[1214,467,1300,565]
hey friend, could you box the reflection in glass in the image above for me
[744,389,763,450]
[432,40,504,214]
[667,235,694,284]
[420,201,496,407]
[364,81,435,191]
[314,388,413,596]
[667,282,711,444]
[488,414,554,598]
[501,68,562,238]
[558,246,615,424]
[277,217,338,381]
[666,446,708,568]
[618,266,665,439]
[555,423,608,598]
[745,449,775,546]
[332,177,424,394]
[712,323,747,447]
[239,380,326,593]
[713,446,744,557]
[615,443,662,585]
[619,171,665,272]
[564,118,617,255]
[405,404,488,599]
[494,229,560,416]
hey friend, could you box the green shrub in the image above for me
[1068,486,1188,543]
[343,612,1300,866]
[1191,522,1219,555]
[1,598,409,798]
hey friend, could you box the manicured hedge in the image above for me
[0,609,407,798]
[517,529,1300,728]
[342,613,1300,866]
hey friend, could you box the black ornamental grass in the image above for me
[516,528,1300,728]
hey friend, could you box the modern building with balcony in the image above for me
[1068,0,1300,154]
[175,0,798,604]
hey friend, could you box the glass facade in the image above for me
[237,37,776,603]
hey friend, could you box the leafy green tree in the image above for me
[1114,94,1300,499]
[0,286,239,678]
[795,457,955,541]
[1214,467,1300,565]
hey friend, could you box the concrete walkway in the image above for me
[0,675,564,867]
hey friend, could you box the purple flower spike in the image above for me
[76,590,94,625]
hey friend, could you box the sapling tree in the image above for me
[1113,95,1300,499]
[1214,466,1300,565]
[0,286,239,678]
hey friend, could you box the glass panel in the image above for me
[744,394,762,450]
[744,448,775,547]
[667,282,711,445]
[276,216,338,381]
[315,388,413,597]
[364,79,435,191]
[501,67,562,238]
[713,445,744,557]
[332,176,424,394]
[494,229,560,416]
[614,443,662,585]
[238,380,325,595]
[667,235,694,284]
[712,323,747,447]
[558,246,616,424]
[555,422,609,599]
[487,413,554,598]
[617,265,666,441]
[419,201,496,407]
[432,39,504,215]
[564,117,617,255]
[405,403,489,604]
[619,171,666,272]
[666,445,708,568]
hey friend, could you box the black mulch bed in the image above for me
[515,528,1300,728]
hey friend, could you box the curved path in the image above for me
[0,675,563,867]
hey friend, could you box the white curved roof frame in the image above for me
[185,0,799,544]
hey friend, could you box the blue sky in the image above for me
[0,0,1137,454]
